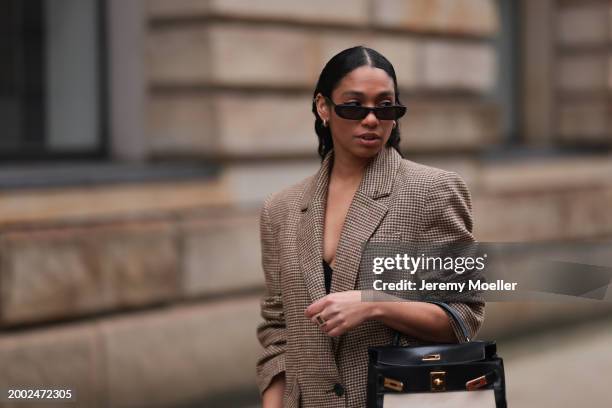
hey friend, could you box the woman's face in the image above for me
[316,65,397,161]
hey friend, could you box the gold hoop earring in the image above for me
[323,119,328,127]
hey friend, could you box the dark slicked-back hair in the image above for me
[311,46,403,160]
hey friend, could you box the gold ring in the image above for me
[315,314,326,326]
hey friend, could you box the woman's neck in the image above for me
[330,150,373,185]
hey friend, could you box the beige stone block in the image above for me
[558,102,610,142]
[96,226,179,307]
[473,187,612,242]
[365,37,420,89]
[147,27,211,84]
[372,0,500,36]
[399,102,499,151]
[216,93,316,156]
[0,324,102,408]
[473,195,562,242]
[563,188,612,238]
[102,297,261,407]
[150,25,384,87]
[316,32,371,70]
[208,25,319,86]
[558,55,608,92]
[1,236,108,325]
[148,0,369,25]
[210,0,369,25]
[0,181,231,227]
[148,27,422,89]
[148,94,217,155]
[1,223,179,325]
[557,2,609,46]
[477,157,612,195]
[422,41,497,91]
[182,215,262,297]
[222,160,320,205]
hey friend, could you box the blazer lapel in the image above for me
[330,146,401,295]
[297,151,333,304]
[297,147,402,304]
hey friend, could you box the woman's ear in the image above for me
[315,93,330,123]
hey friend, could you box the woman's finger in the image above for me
[304,295,330,317]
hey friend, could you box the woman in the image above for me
[256,46,484,408]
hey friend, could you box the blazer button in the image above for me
[333,383,345,397]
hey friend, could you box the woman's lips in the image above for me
[355,133,382,147]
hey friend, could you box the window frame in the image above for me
[0,0,109,162]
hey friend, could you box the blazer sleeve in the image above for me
[255,195,287,394]
[417,171,485,343]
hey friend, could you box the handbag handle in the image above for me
[392,301,471,346]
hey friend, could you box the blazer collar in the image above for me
[299,145,402,212]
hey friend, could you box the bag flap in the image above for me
[369,341,496,366]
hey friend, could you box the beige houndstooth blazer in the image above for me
[256,146,484,408]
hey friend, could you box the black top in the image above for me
[322,259,333,294]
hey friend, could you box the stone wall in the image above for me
[556,0,612,142]
[146,0,500,159]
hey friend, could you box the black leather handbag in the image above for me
[367,302,507,407]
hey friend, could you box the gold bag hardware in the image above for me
[430,371,446,391]
[383,377,404,392]
[422,353,441,361]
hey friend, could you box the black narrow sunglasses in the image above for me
[324,96,407,121]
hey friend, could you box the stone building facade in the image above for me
[1,1,611,406]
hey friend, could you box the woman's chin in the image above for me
[351,145,384,159]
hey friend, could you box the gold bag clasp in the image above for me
[430,371,446,391]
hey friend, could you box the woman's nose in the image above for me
[361,110,379,127]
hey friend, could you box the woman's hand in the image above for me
[305,292,459,342]
[304,290,373,337]
[262,373,285,408]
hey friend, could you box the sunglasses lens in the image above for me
[378,106,407,120]
[375,107,396,120]
[394,106,407,119]
[334,105,407,120]
[335,106,368,120]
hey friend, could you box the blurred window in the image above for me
[0,0,105,160]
